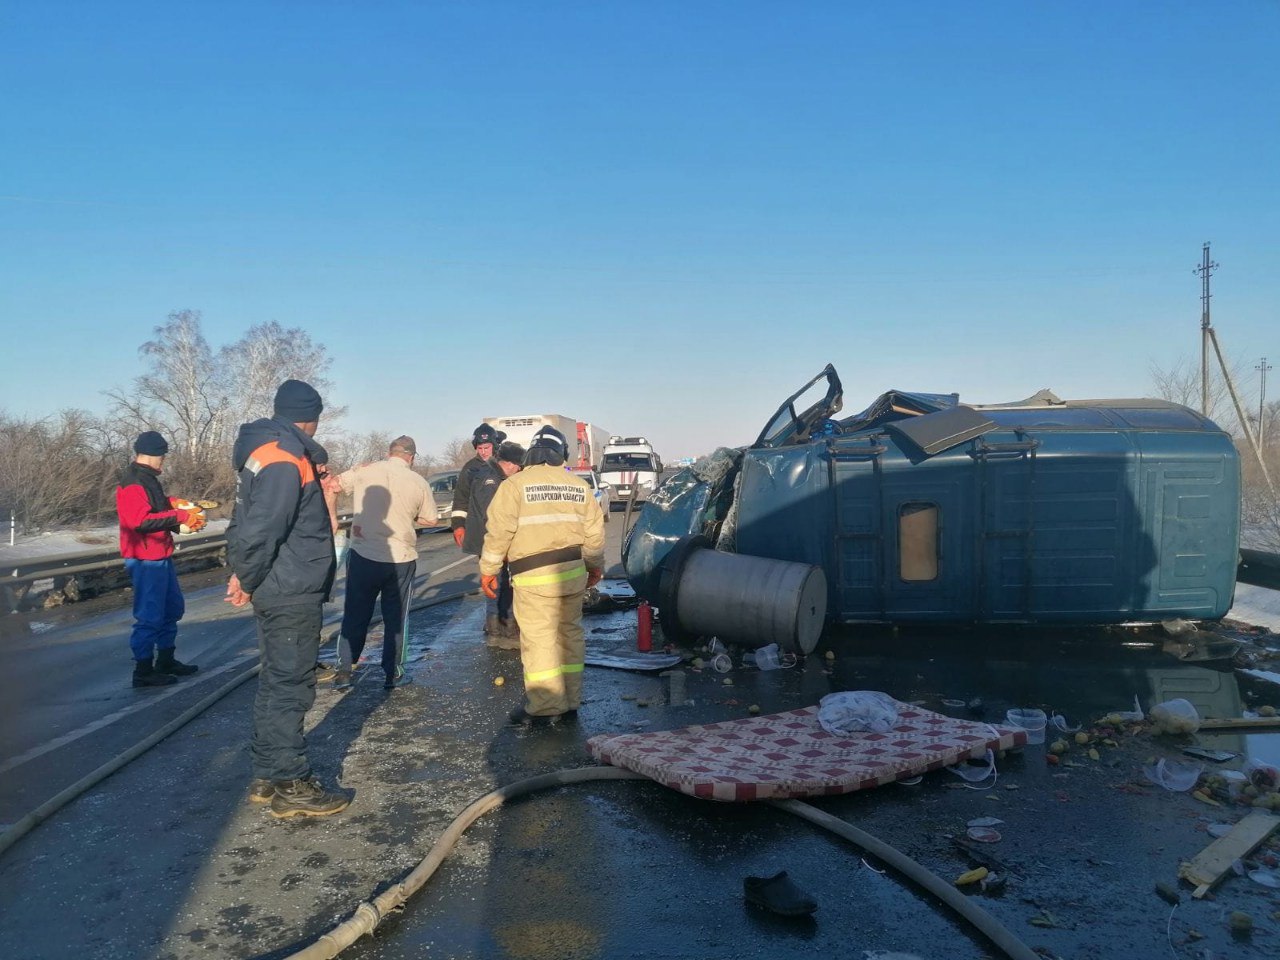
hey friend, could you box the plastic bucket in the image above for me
[1005,708,1047,745]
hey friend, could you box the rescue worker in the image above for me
[479,426,605,725]
[459,440,525,647]
[449,423,502,548]
[225,379,348,818]
[116,430,203,687]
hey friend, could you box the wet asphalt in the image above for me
[1,518,1280,959]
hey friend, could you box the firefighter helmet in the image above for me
[525,426,569,466]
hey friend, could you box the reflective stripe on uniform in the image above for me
[480,550,506,565]
[525,662,585,683]
[451,509,468,519]
[511,562,586,587]
[516,513,582,527]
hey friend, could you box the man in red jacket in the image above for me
[116,431,204,688]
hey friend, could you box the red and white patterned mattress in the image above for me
[587,703,1027,802]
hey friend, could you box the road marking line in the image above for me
[1,557,476,774]
[0,650,257,775]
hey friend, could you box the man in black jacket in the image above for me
[459,441,524,646]
[225,380,348,819]
[449,423,503,548]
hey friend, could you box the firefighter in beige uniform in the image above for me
[479,426,605,724]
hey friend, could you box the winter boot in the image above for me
[132,658,178,688]
[247,778,274,804]
[269,776,351,819]
[483,613,502,636]
[484,616,520,650]
[155,648,198,676]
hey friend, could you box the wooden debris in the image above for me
[1178,810,1280,898]
[1197,717,1280,732]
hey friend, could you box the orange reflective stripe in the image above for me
[246,441,315,485]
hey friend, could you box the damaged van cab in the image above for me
[624,364,1240,639]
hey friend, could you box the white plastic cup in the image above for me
[1005,708,1047,745]
[708,653,733,673]
[755,643,782,671]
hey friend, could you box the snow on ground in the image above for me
[1228,582,1280,633]
[0,521,230,564]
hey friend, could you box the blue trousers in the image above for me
[124,558,185,661]
[251,601,322,782]
[340,550,416,682]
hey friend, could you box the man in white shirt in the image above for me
[334,435,437,690]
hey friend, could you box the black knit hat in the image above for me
[497,441,525,465]
[133,431,169,456]
[273,379,324,423]
[471,423,499,447]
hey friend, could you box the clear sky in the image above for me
[2,1,1277,459]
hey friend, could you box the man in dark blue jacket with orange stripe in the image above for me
[225,380,348,819]
[116,430,204,688]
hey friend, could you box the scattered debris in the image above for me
[954,866,988,886]
[1227,911,1254,934]
[1154,881,1181,904]
[1179,809,1280,898]
[1200,716,1280,732]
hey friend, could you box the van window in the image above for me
[899,502,939,581]
[603,453,654,470]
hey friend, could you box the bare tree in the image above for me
[219,321,338,430]
[0,410,116,531]
[1149,357,1235,426]
[439,436,474,470]
[106,310,228,458]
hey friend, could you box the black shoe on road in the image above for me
[132,660,178,688]
[155,649,198,676]
[269,776,350,819]
[743,870,818,916]
[384,670,413,690]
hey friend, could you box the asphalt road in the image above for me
[2,511,1280,960]
[0,527,491,829]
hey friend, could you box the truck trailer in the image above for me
[483,415,610,470]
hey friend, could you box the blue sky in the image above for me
[2,1,1277,459]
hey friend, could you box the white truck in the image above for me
[599,436,663,506]
[483,415,610,471]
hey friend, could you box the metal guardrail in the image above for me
[1239,548,1280,591]
[1,516,358,613]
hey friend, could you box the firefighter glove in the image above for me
[480,574,499,599]
[586,567,603,588]
[453,527,465,548]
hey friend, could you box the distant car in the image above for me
[427,470,459,523]
[571,469,612,522]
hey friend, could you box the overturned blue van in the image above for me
[625,365,1240,632]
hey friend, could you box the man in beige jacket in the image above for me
[479,426,605,725]
[334,435,437,690]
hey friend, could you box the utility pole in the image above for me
[1194,242,1219,416]
[1259,357,1273,449]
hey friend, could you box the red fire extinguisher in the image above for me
[637,600,653,652]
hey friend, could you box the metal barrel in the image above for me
[667,546,827,655]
